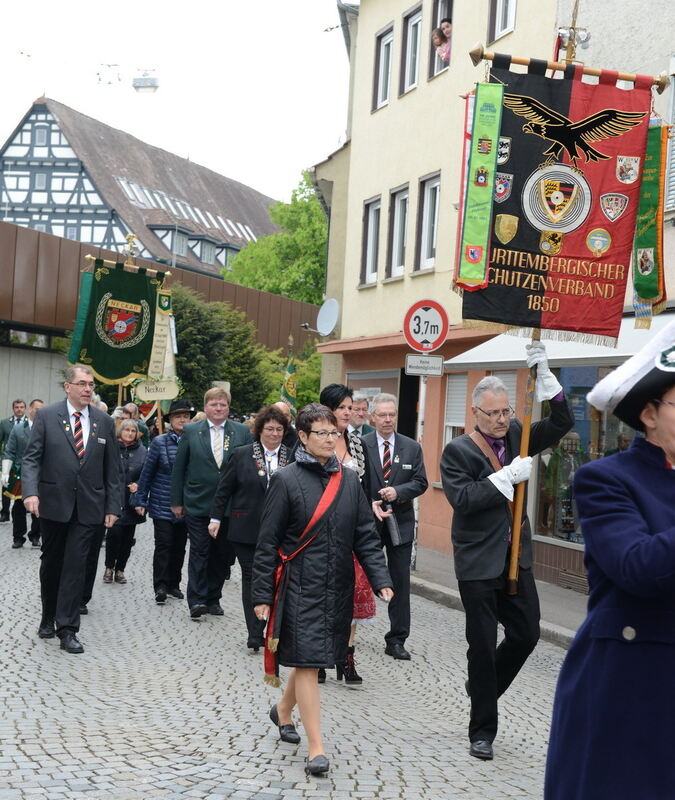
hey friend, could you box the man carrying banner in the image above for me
[440,342,573,760]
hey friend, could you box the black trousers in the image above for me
[40,516,96,634]
[1,492,10,516]
[105,523,136,571]
[458,566,540,743]
[233,541,266,643]
[382,532,413,646]
[82,525,106,606]
[12,498,40,542]
[153,518,188,591]
[185,515,234,608]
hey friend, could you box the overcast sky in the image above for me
[0,1,352,202]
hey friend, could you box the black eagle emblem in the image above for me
[503,94,646,167]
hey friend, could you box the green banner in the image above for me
[68,268,95,364]
[72,263,162,385]
[633,124,666,302]
[456,82,504,289]
[280,351,297,417]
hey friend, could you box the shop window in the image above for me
[444,372,467,444]
[373,27,394,110]
[534,365,636,546]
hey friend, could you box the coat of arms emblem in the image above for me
[600,193,629,222]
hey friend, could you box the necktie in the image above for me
[382,440,391,482]
[212,426,223,467]
[494,440,506,466]
[73,411,85,457]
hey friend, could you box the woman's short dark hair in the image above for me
[319,383,352,411]
[252,405,289,439]
[296,403,337,434]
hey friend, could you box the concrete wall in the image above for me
[0,348,67,413]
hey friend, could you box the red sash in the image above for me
[263,467,343,685]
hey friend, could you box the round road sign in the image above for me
[403,300,449,353]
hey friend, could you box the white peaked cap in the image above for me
[587,318,675,430]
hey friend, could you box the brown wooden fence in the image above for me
[0,221,319,351]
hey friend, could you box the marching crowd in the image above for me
[3,322,675,793]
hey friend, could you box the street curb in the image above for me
[410,575,575,650]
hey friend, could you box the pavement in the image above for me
[1,518,573,800]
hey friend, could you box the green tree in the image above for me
[260,345,322,409]
[171,284,275,413]
[227,171,327,305]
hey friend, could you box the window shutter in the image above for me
[493,370,517,402]
[445,373,468,426]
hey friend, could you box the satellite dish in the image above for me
[316,298,340,337]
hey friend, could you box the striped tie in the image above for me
[382,440,391,482]
[212,426,223,468]
[73,411,85,457]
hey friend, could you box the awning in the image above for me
[444,313,675,370]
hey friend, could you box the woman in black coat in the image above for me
[252,403,393,776]
[209,405,293,651]
[103,418,146,585]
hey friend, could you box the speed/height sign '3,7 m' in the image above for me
[403,300,449,353]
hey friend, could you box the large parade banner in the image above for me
[68,260,165,384]
[461,60,653,344]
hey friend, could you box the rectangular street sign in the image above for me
[405,353,444,377]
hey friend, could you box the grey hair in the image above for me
[372,392,398,409]
[352,392,370,406]
[472,376,509,406]
[111,406,126,420]
[64,364,93,383]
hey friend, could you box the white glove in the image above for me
[526,341,563,401]
[1,459,12,487]
[487,455,533,501]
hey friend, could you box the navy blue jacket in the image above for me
[116,439,147,525]
[545,437,675,800]
[135,431,181,522]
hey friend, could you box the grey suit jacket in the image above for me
[440,397,574,581]
[21,400,122,525]
[362,431,428,545]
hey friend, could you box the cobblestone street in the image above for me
[1,520,565,799]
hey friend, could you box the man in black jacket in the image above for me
[441,342,574,760]
[363,393,428,661]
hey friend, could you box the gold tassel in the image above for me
[264,674,281,688]
[268,638,279,653]
[633,317,652,329]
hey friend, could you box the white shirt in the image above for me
[209,422,225,461]
[376,431,396,468]
[67,401,90,443]
[263,445,280,477]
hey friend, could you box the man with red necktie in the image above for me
[22,365,121,654]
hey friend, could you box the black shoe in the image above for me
[0,512,9,522]
[38,619,55,639]
[305,755,330,776]
[79,605,88,615]
[30,539,40,548]
[168,587,184,599]
[155,587,167,604]
[12,541,24,549]
[384,642,411,660]
[469,740,494,760]
[206,603,224,616]
[336,645,362,684]
[59,632,84,654]
[189,604,208,619]
[269,704,301,744]
[317,668,326,684]
[247,637,264,652]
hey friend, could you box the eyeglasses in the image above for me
[653,399,675,409]
[68,381,95,389]
[374,412,397,419]
[476,406,515,420]
[308,430,341,439]
[262,426,285,434]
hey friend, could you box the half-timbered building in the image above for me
[0,97,278,275]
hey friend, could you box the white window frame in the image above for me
[420,176,440,269]
[65,225,78,240]
[376,30,394,109]
[666,67,675,211]
[444,373,468,444]
[34,172,47,190]
[403,10,422,92]
[390,189,408,277]
[491,0,517,42]
[364,199,381,284]
[201,241,216,265]
[431,0,451,76]
[34,127,48,146]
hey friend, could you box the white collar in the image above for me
[376,431,395,447]
[264,445,280,458]
[66,400,89,418]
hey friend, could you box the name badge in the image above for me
[98,437,106,444]
[402,463,412,470]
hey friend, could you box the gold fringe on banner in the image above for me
[263,674,281,688]
[461,320,618,348]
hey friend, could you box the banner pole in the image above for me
[506,328,540,595]
[117,383,123,408]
